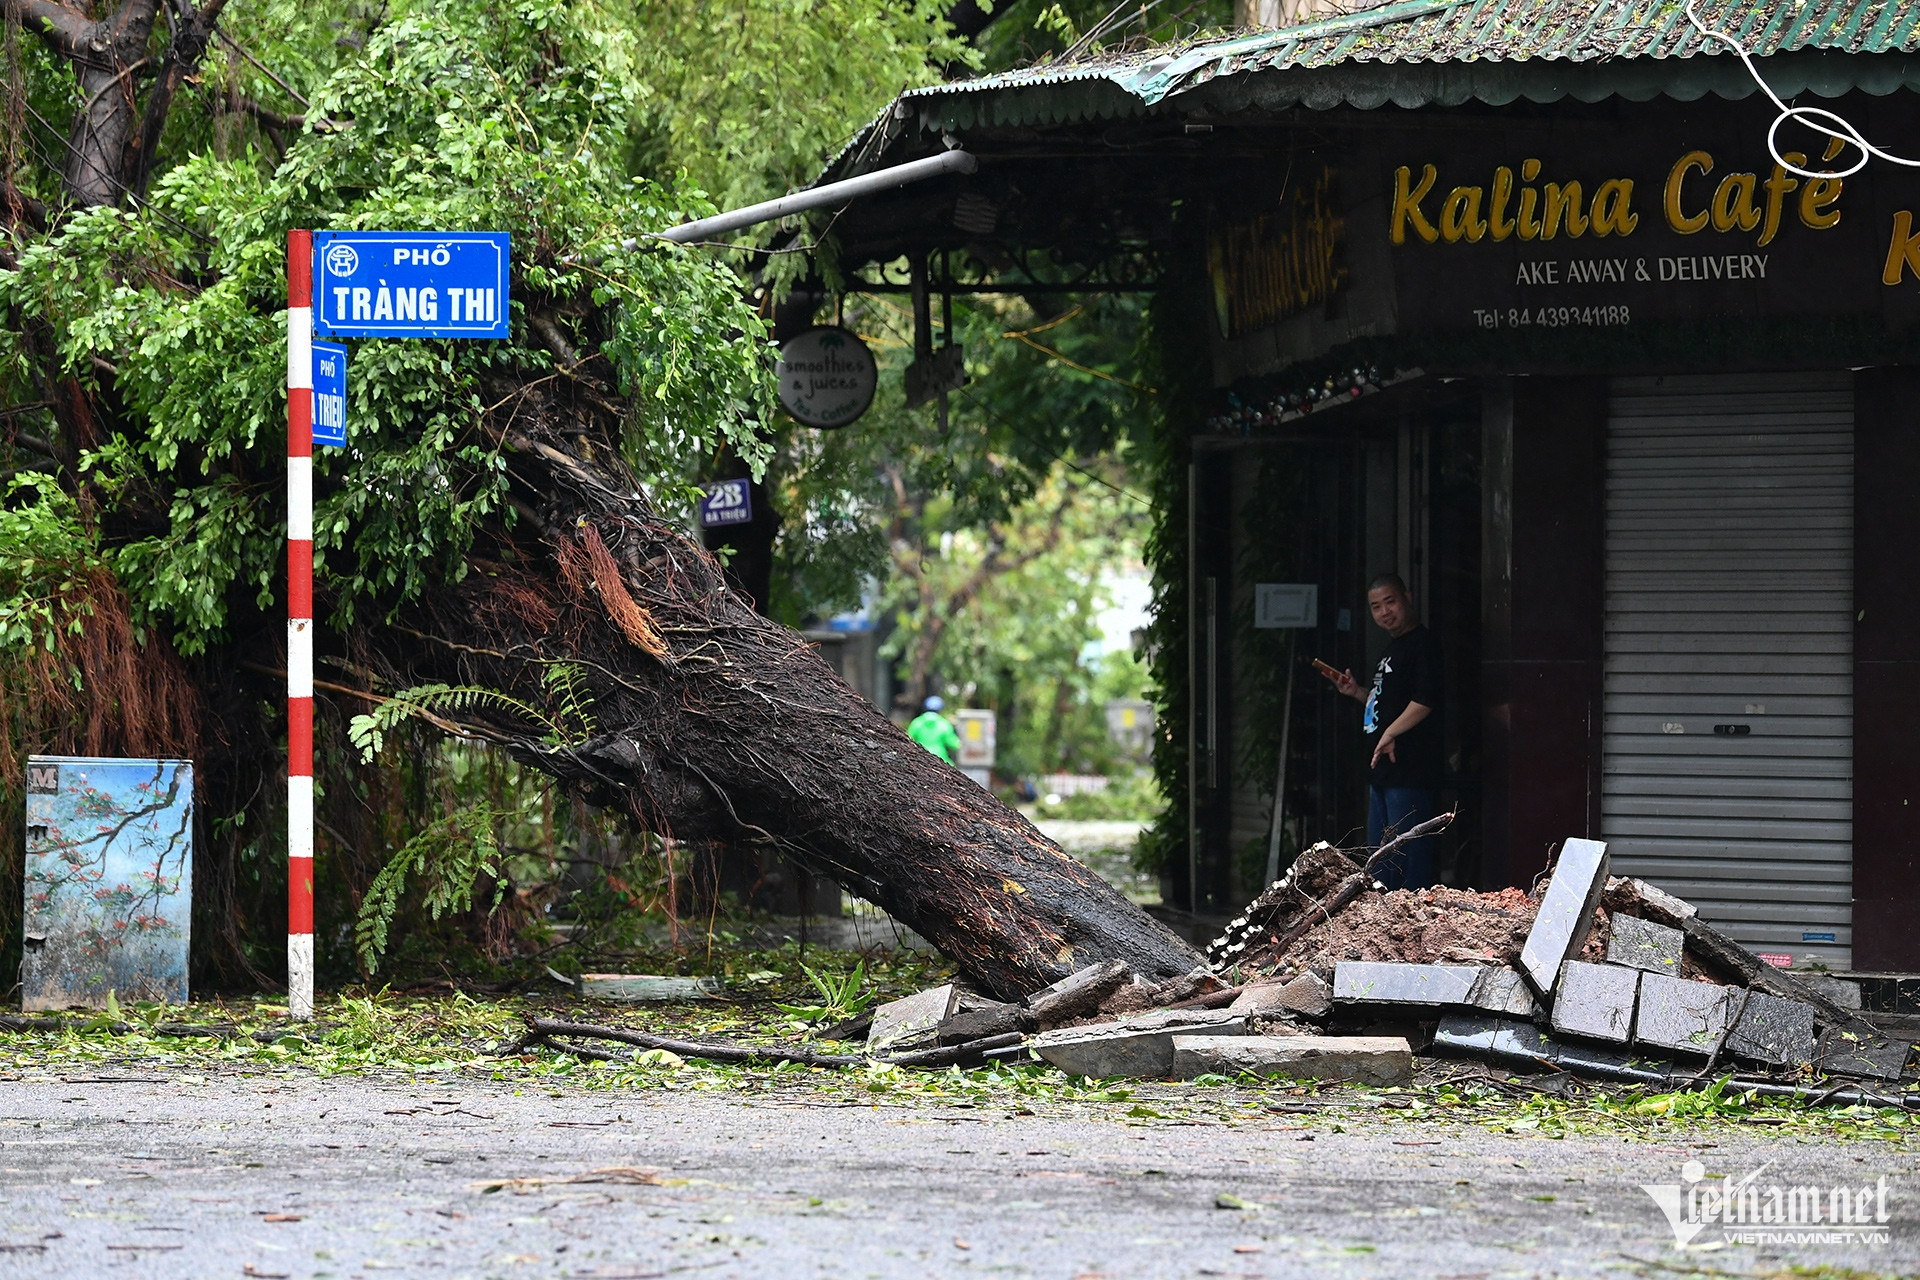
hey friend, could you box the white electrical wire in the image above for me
[1683,0,1920,179]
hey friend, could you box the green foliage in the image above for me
[1036,769,1161,820]
[968,0,1234,72]
[351,686,534,759]
[1005,647,1151,780]
[353,804,509,973]
[769,292,1151,623]
[881,460,1147,766]
[0,0,1209,979]
[1132,240,1214,882]
[774,959,876,1023]
[619,0,972,214]
[539,661,598,736]
[0,0,777,660]
[347,664,596,760]
[1031,3,1082,44]
[0,474,98,655]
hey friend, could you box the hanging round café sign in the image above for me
[775,326,876,429]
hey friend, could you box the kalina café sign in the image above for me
[1215,99,1920,345]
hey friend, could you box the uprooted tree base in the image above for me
[353,381,1200,1002]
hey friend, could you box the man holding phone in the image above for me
[1318,574,1444,889]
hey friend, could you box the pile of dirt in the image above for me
[1233,884,1540,981]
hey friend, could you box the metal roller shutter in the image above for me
[1602,372,1853,971]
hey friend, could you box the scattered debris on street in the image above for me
[524,825,1915,1108]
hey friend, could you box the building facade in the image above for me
[821,0,1920,970]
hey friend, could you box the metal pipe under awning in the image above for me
[659,150,978,244]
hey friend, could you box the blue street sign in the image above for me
[312,231,510,339]
[311,341,347,447]
[699,479,753,528]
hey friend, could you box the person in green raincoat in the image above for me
[906,695,961,763]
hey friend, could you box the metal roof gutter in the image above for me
[661,150,977,244]
[1112,0,1469,104]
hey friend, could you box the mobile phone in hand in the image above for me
[1312,658,1341,681]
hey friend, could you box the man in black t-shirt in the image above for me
[1319,573,1444,889]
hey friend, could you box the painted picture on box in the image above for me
[22,757,192,1010]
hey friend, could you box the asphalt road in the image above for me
[0,1073,1914,1279]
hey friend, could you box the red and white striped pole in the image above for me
[287,229,315,1021]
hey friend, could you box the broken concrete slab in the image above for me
[867,983,958,1054]
[1229,982,1286,1015]
[1232,971,1331,1019]
[1802,974,1864,1010]
[1724,991,1817,1067]
[1594,876,1867,1034]
[1672,914,1873,1035]
[1171,1034,1413,1086]
[1332,962,1479,1008]
[1465,966,1540,1018]
[1280,971,1333,1018]
[1519,838,1610,998]
[1601,876,1696,927]
[1031,1007,1248,1079]
[1816,1029,1914,1081]
[1548,1036,1674,1086]
[1606,914,1685,975]
[577,975,721,1001]
[1549,960,1638,1044]
[1431,1014,1671,1086]
[1430,1013,1525,1060]
[1634,973,1733,1056]
[1025,959,1131,1025]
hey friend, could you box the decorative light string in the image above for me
[1207,364,1390,434]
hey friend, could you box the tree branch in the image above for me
[4,0,92,56]
[128,0,229,201]
[212,28,306,107]
[229,96,303,132]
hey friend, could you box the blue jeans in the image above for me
[1368,787,1438,890]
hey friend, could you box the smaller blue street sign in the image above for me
[313,231,510,339]
[312,341,348,447]
[699,479,753,528]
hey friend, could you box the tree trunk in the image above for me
[7,0,229,210]
[8,0,159,207]
[367,396,1202,1001]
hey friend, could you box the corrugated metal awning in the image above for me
[827,0,1920,177]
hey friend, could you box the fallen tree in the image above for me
[0,0,1202,997]
[367,389,1202,998]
